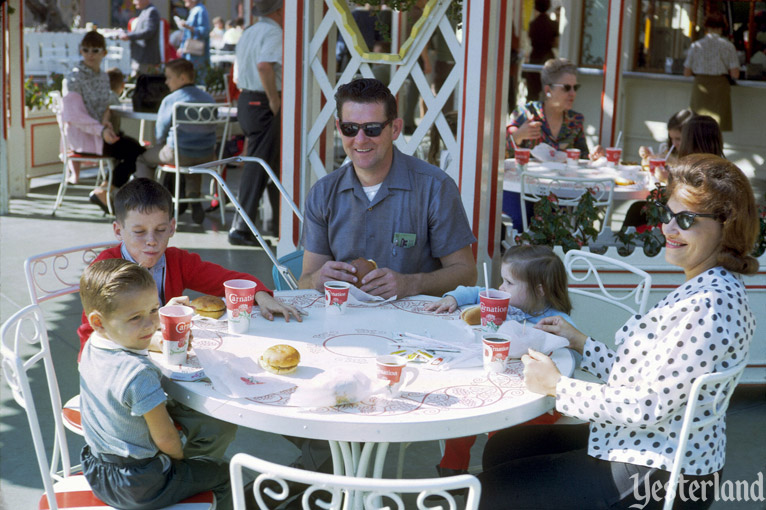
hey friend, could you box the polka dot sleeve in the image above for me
[556,269,754,428]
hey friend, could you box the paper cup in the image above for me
[482,333,512,373]
[648,158,666,176]
[224,279,257,334]
[376,355,418,396]
[605,147,622,167]
[159,305,193,365]
[324,281,350,314]
[514,148,531,167]
[566,148,581,167]
[479,290,511,332]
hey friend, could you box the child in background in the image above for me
[79,259,232,509]
[677,114,724,158]
[425,244,574,477]
[638,108,694,180]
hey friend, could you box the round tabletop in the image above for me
[155,291,575,444]
[503,160,653,201]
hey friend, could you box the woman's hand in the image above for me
[511,118,542,144]
[424,296,458,314]
[590,145,605,160]
[255,291,303,322]
[535,315,588,353]
[102,126,120,144]
[522,348,561,396]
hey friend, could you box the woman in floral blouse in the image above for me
[478,154,758,509]
[507,58,604,160]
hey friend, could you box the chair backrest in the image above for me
[520,172,614,233]
[1,305,75,506]
[271,250,304,291]
[230,452,481,510]
[663,361,747,510]
[564,249,652,316]
[170,102,230,167]
[25,242,120,305]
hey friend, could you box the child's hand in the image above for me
[255,291,304,322]
[424,296,458,314]
[167,296,190,307]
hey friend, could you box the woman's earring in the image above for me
[546,92,552,97]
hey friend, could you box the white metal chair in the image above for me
[663,362,747,510]
[520,172,615,233]
[156,102,230,224]
[564,250,653,316]
[49,91,116,216]
[230,452,481,510]
[25,241,119,435]
[1,305,217,510]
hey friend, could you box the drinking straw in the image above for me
[522,319,527,335]
[483,262,490,298]
[666,143,675,158]
[615,131,623,149]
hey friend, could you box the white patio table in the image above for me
[151,290,574,500]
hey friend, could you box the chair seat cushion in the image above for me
[67,152,110,161]
[62,395,83,436]
[41,475,216,509]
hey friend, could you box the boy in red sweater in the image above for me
[77,177,301,355]
[76,178,302,459]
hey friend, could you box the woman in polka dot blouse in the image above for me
[478,154,759,510]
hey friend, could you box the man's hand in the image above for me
[359,267,408,299]
[255,291,303,322]
[301,259,357,291]
[268,97,281,116]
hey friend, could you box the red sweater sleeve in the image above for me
[163,247,272,300]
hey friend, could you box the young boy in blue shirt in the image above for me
[79,258,232,509]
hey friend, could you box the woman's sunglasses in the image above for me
[81,47,104,54]
[551,83,581,92]
[339,119,393,137]
[655,201,718,230]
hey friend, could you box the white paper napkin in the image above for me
[194,348,295,398]
[347,285,396,305]
[531,143,567,163]
[495,320,570,358]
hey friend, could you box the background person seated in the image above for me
[135,59,216,224]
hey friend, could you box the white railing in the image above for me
[24,30,131,77]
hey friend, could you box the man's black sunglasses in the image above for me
[655,201,718,230]
[551,83,581,92]
[339,119,393,137]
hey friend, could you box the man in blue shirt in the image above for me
[135,58,216,223]
[300,78,477,299]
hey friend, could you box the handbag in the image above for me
[132,74,170,113]
[182,38,205,57]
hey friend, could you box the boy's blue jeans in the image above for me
[81,445,232,510]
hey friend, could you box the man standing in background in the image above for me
[229,0,283,246]
[120,0,161,76]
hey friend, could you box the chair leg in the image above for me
[174,168,180,223]
[217,168,226,225]
[104,160,114,216]
[51,163,69,215]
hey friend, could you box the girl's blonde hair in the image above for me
[502,245,571,314]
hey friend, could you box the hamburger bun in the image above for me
[259,344,301,375]
[460,306,481,326]
[191,295,226,319]
[349,258,377,288]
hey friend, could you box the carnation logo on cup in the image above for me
[376,355,418,397]
[648,158,666,176]
[482,334,512,373]
[514,148,531,167]
[159,305,193,365]
[224,279,257,334]
[324,281,350,314]
[605,147,622,167]
[566,148,580,167]
[479,290,511,332]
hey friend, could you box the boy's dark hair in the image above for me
[80,259,155,316]
[165,58,195,82]
[235,17,245,27]
[502,245,572,314]
[335,78,397,122]
[114,178,174,224]
[80,30,106,50]
[534,0,551,13]
[106,67,125,93]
